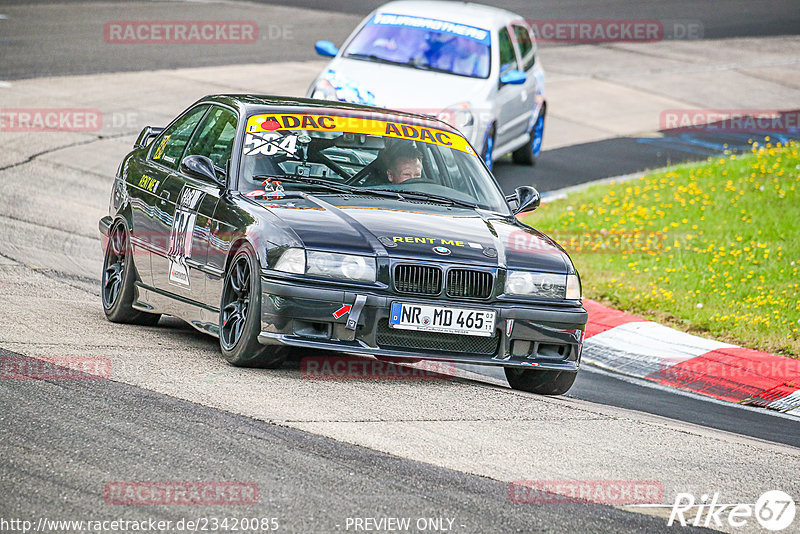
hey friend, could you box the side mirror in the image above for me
[506,185,540,214]
[134,126,163,149]
[315,40,339,57]
[500,69,526,85]
[181,155,226,188]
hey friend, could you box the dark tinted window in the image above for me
[498,27,518,74]
[185,106,238,174]
[151,106,208,169]
[513,25,535,70]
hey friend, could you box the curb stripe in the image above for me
[583,321,732,378]
[768,390,800,412]
[581,299,800,413]
[646,347,800,403]
[582,299,646,338]
[748,383,800,408]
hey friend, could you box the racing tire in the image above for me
[220,244,288,368]
[512,107,545,166]
[504,367,577,395]
[482,126,495,171]
[101,222,161,325]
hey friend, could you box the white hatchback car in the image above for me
[306,1,546,170]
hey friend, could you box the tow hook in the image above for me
[346,294,367,331]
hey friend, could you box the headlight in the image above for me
[310,79,338,100]
[505,271,569,299]
[307,251,376,283]
[438,102,474,130]
[566,274,581,300]
[274,248,305,274]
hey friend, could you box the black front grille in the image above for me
[447,269,493,299]
[376,320,499,355]
[394,265,442,295]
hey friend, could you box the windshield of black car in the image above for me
[343,13,491,79]
[238,113,509,213]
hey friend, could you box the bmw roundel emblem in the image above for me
[433,246,451,255]
[378,236,398,248]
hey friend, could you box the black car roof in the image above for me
[198,94,459,134]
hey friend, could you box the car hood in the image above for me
[255,195,570,273]
[322,58,488,111]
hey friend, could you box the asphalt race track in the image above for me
[2,1,798,189]
[2,0,799,79]
[1,1,799,532]
[1,347,676,533]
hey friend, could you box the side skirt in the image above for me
[134,282,221,338]
[494,131,531,160]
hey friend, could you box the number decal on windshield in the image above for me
[244,133,298,157]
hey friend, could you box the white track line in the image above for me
[457,357,800,420]
[583,364,800,421]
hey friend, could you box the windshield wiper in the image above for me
[396,190,478,209]
[346,53,457,76]
[345,52,401,65]
[253,174,353,194]
[345,53,428,72]
[251,175,477,209]
[407,61,454,75]
[253,175,406,200]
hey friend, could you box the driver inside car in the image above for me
[385,144,424,184]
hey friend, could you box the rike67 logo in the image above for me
[668,490,795,531]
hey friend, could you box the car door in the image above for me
[495,26,530,146]
[157,105,239,305]
[128,105,208,287]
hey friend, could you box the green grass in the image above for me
[520,141,800,357]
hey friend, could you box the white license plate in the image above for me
[389,302,496,337]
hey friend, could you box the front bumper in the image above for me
[257,277,587,370]
[99,215,112,236]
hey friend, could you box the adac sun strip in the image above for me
[245,114,477,157]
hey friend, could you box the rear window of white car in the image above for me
[513,25,536,71]
[344,13,491,79]
[498,27,519,74]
